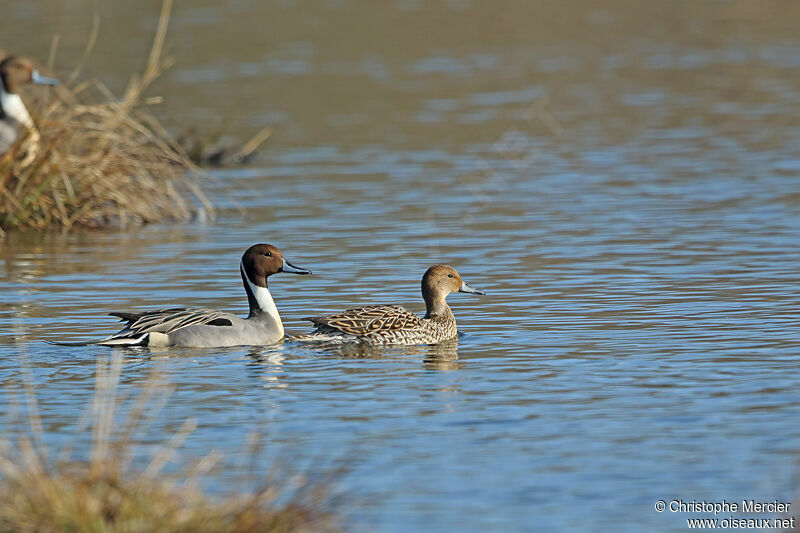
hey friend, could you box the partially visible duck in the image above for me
[293,264,485,345]
[0,55,58,155]
[51,244,311,348]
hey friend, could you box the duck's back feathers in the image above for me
[293,304,455,345]
[305,304,422,337]
[106,307,234,339]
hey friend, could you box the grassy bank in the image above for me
[0,355,337,533]
[0,0,211,237]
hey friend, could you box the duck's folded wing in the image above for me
[48,308,236,347]
[107,307,234,338]
[305,305,421,336]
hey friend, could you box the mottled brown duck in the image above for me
[294,264,485,345]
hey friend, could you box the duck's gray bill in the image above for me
[281,258,311,275]
[31,70,59,86]
[459,281,485,295]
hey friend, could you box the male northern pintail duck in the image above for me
[0,55,59,154]
[52,244,311,348]
[293,264,484,345]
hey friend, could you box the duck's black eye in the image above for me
[448,274,454,278]
[264,251,272,257]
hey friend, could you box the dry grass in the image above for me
[0,354,338,533]
[0,465,330,533]
[0,0,211,237]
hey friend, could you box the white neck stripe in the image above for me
[241,261,283,333]
[1,84,34,128]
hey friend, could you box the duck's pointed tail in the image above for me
[47,334,150,347]
[46,339,98,346]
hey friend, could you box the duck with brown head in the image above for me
[0,55,59,154]
[293,264,485,345]
[50,244,311,348]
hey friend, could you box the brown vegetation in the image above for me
[0,0,211,237]
[0,355,337,533]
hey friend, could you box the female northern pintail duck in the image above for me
[294,265,484,345]
[0,55,59,154]
[54,244,311,348]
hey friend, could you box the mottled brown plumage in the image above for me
[306,304,424,335]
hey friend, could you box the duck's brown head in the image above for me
[421,264,485,302]
[240,243,311,288]
[0,55,59,94]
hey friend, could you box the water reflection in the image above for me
[283,339,461,371]
[422,340,460,371]
[247,346,289,389]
